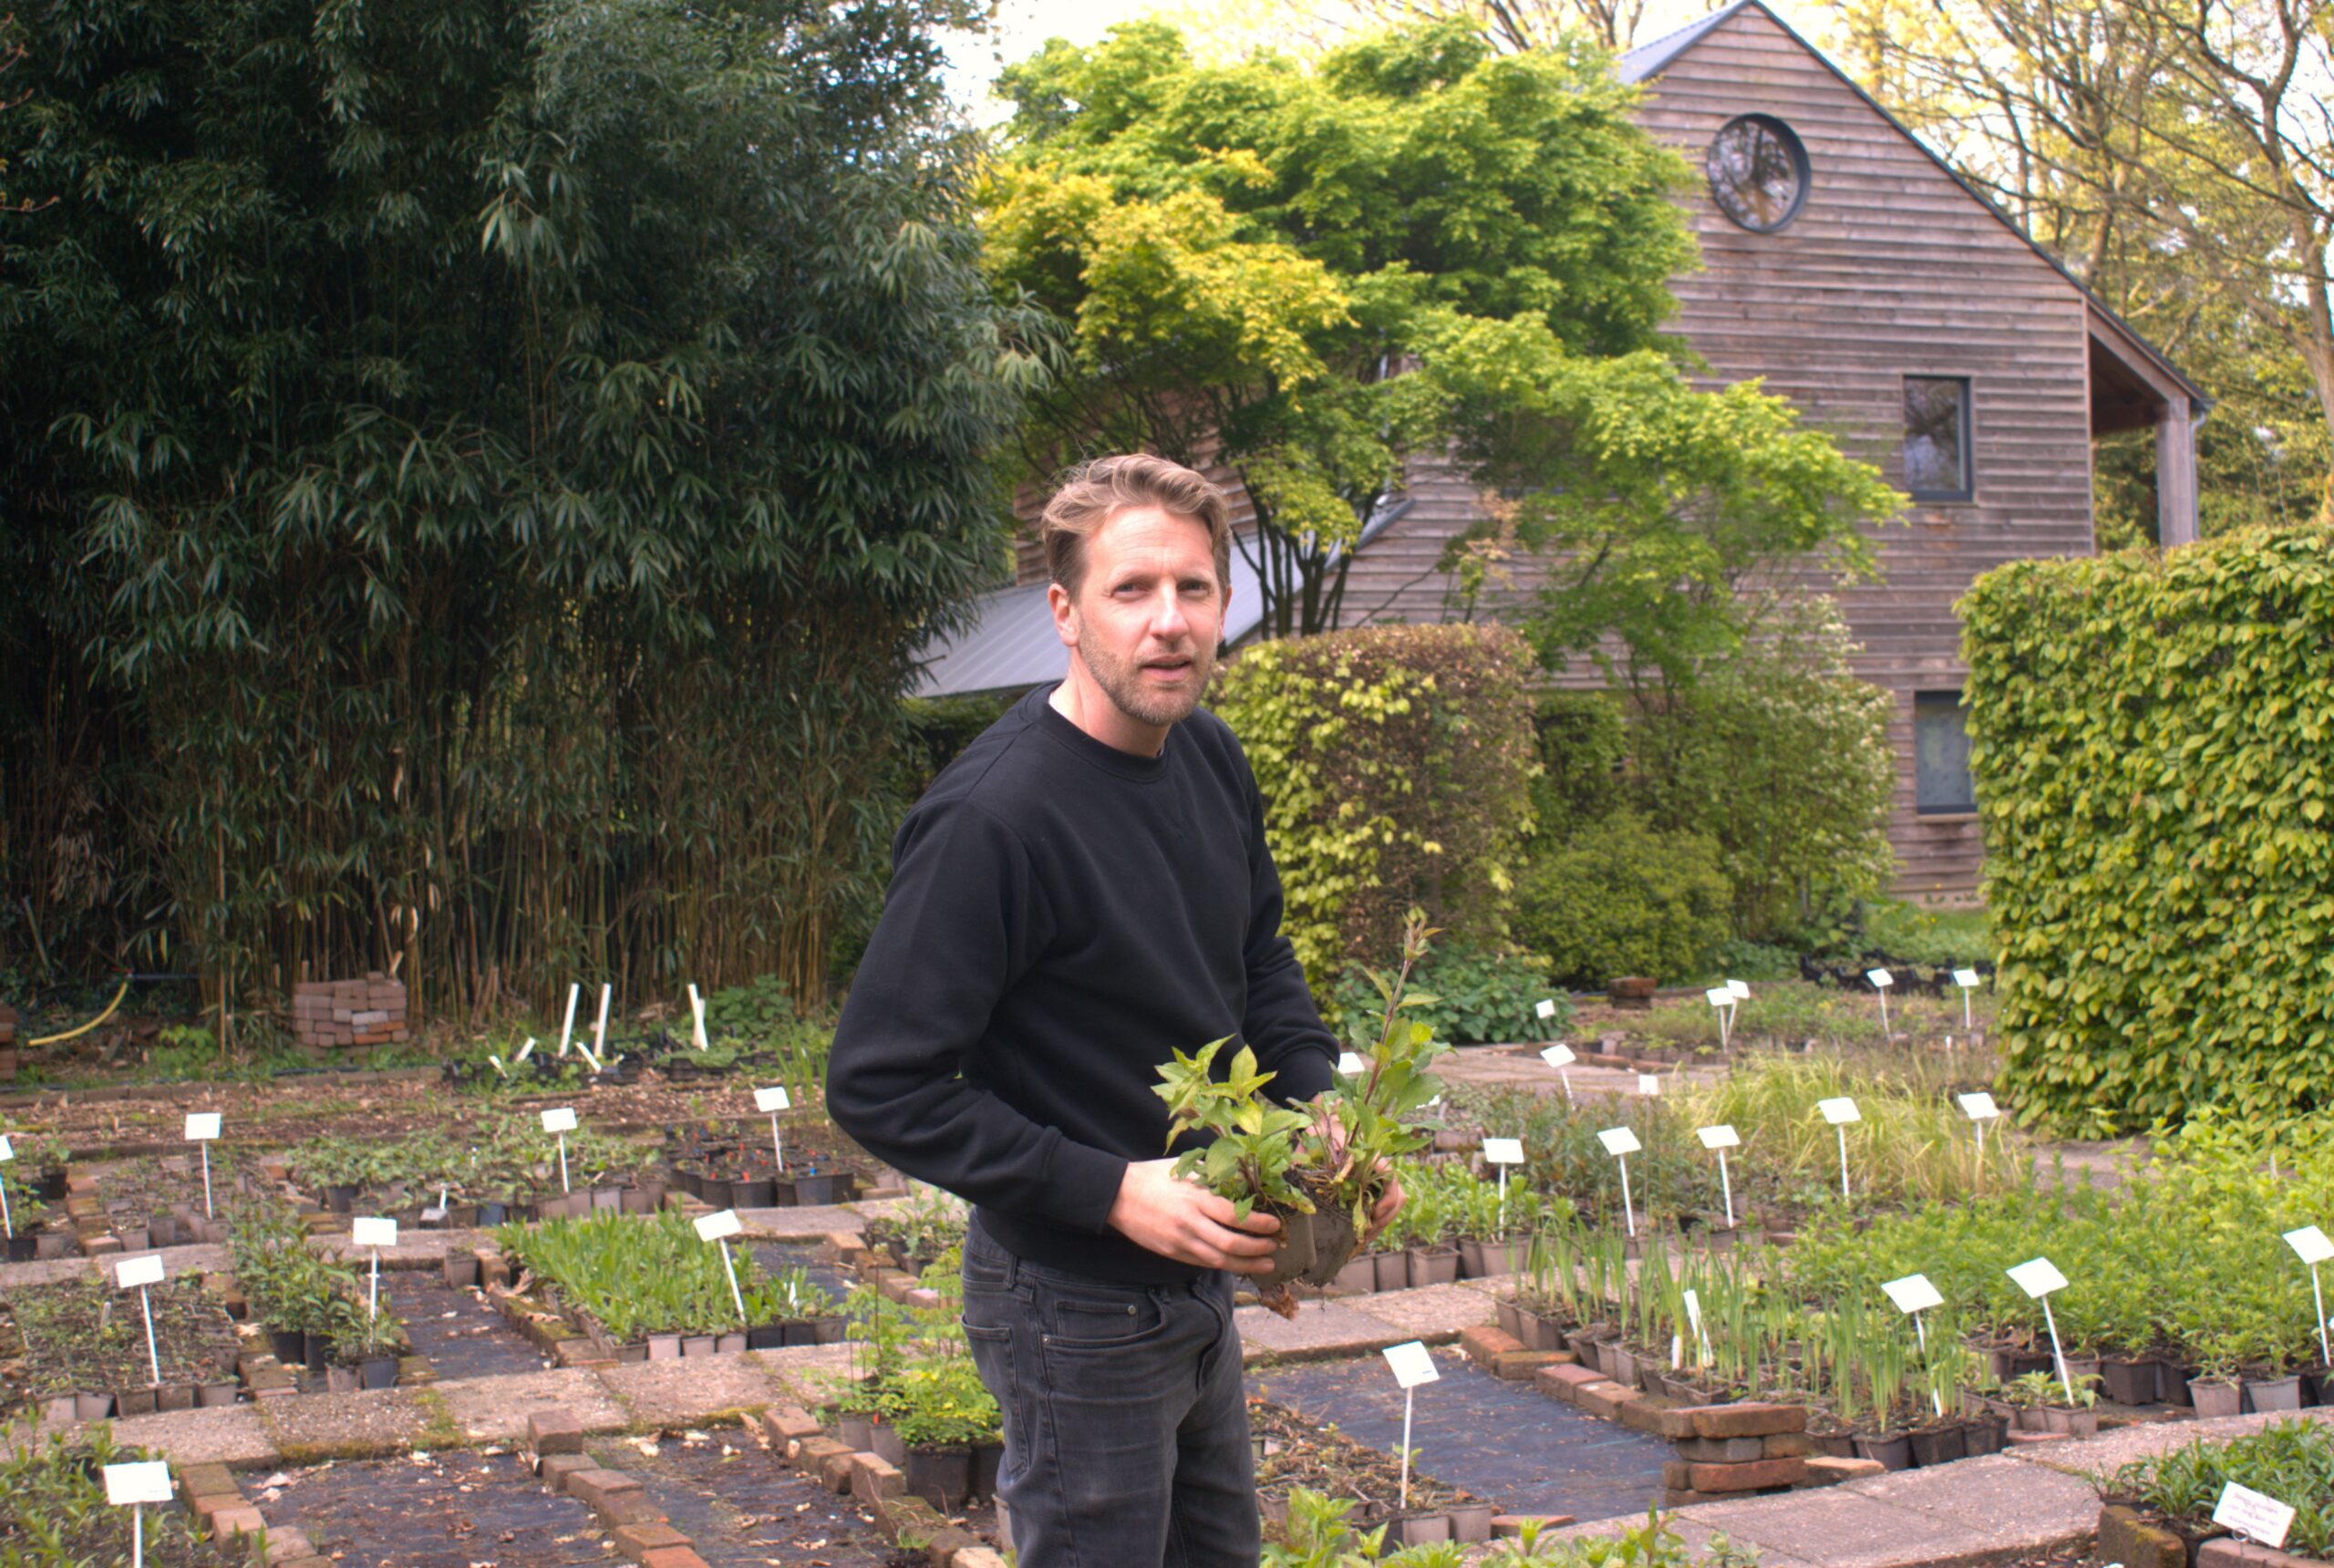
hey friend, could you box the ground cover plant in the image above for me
[0,1275,241,1414]
[0,1424,246,1566]
[2100,1419,2334,1555]
[288,1119,661,1216]
[230,1202,408,1375]
[497,1211,827,1346]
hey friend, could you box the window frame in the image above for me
[1705,113,1812,235]
[1901,375,1975,503]
[1912,687,1978,818]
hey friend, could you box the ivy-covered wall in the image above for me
[1962,527,2334,1133]
[1213,624,1538,984]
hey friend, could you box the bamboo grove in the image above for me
[0,0,1040,1025]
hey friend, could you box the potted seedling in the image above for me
[1153,913,1447,1318]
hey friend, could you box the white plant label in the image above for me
[1958,1092,2000,1121]
[1539,1045,1575,1068]
[1953,968,1981,988]
[1482,1138,1525,1165]
[541,1108,578,1133]
[695,1209,744,1242]
[352,1217,398,1248]
[513,1037,535,1064]
[1597,1128,1642,1157]
[1705,986,1732,1007]
[1637,1073,1661,1097]
[688,983,708,1051]
[1697,1124,1740,1150]
[1382,1340,1440,1388]
[592,982,612,1054]
[1337,1051,1367,1076]
[558,982,579,1057]
[2008,1256,2068,1298]
[1534,998,1557,1020]
[104,1461,173,1505]
[183,1113,221,1140]
[0,1134,13,1161]
[1866,968,1894,988]
[1682,1289,1703,1336]
[1818,1097,1863,1125]
[2214,1482,2296,1549]
[2288,1225,2334,1265]
[488,1053,509,1078]
[116,1253,167,1288]
[754,1087,791,1114]
[1727,979,1750,1001]
[1883,1274,1945,1315]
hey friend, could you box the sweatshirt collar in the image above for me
[1028,683,1173,782]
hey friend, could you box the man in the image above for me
[828,453,1396,1567]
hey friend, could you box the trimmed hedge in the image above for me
[1214,624,1537,982]
[1517,810,1731,987]
[1962,527,2334,1132]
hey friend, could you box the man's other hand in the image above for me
[1109,1159,1285,1274]
[1363,1170,1405,1247]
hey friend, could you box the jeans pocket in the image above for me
[1043,1291,1169,1351]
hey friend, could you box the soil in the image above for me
[585,1428,941,1567]
[1249,1398,1472,1519]
[389,1274,555,1381]
[248,1449,614,1567]
[2,1274,242,1407]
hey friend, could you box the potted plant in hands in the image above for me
[1152,912,1449,1318]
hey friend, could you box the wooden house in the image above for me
[919,0,2210,903]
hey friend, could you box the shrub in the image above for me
[1516,810,1730,986]
[1962,526,2334,1131]
[1328,942,1570,1045]
[1529,690,1630,842]
[1215,624,1537,980]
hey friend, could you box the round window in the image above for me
[1706,114,1810,233]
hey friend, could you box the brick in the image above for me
[2005,1429,2069,1447]
[1619,1400,1695,1439]
[950,1552,1011,1568]
[819,1446,858,1493]
[262,1527,315,1561]
[1673,1436,1767,1462]
[1535,1363,1604,1403]
[191,1492,247,1524]
[204,1506,265,1538]
[563,1468,644,1512]
[599,1493,669,1528]
[1686,1402,1807,1439]
[851,1454,906,1504]
[541,1452,596,1487]
[1492,1348,1562,1382]
[613,1522,692,1553]
[1492,1515,1576,1537]
[797,1437,852,1480]
[1802,1455,1884,1486]
[638,1550,711,1568]
[2197,1544,2323,1568]
[175,1462,236,1500]
[2096,1504,2189,1568]
[1760,1432,1812,1460]
[1686,1457,1807,1491]
[1461,1325,1524,1367]
[759,1407,824,1448]
[528,1408,585,1456]
[1575,1381,1644,1421]
[920,1526,984,1564]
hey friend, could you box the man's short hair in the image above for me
[1039,454,1234,599]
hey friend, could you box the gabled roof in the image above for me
[914,497,1411,698]
[1619,0,2210,412]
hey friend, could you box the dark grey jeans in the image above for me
[961,1218,1259,1568]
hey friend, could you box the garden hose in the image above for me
[26,977,131,1046]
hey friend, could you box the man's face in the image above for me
[1051,506,1227,730]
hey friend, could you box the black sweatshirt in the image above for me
[826,683,1337,1284]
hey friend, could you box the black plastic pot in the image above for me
[478,1201,510,1226]
[304,1331,334,1371]
[970,1439,1003,1501]
[1853,1432,1913,1470]
[746,1324,789,1350]
[268,1328,305,1363]
[1962,1414,2009,1456]
[729,1178,775,1208]
[779,1173,842,1206]
[5,1233,36,1263]
[904,1446,970,1511]
[2098,1356,2158,1407]
[325,1184,359,1213]
[1906,1424,1967,1467]
[359,1357,398,1390]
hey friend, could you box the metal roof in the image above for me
[1617,3,1752,83]
[914,498,1410,699]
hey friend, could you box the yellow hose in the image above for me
[27,978,131,1047]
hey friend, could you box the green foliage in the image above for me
[1516,812,1730,987]
[1529,693,1632,844]
[497,1211,800,1343]
[1155,1037,1318,1221]
[0,0,1032,1008]
[1961,526,2334,1130]
[0,1425,244,1567]
[2105,1422,2334,1556]
[229,1201,400,1358]
[1333,944,1568,1046]
[989,20,1701,638]
[1215,624,1538,980]
[1820,901,1994,970]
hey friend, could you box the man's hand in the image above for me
[1363,1170,1405,1248]
[1109,1159,1285,1274]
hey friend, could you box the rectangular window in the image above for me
[1903,376,1973,500]
[1914,689,1976,815]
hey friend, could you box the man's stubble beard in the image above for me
[1080,635,1220,729]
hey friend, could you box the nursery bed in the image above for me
[1250,1347,1671,1524]
[251,1450,608,1567]
[390,1274,553,1382]
[584,1429,929,1567]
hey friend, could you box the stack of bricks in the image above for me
[1654,1403,1819,1504]
[0,999,16,1045]
[291,973,408,1048]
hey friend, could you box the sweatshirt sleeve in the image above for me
[1233,745,1338,1107]
[827,795,1129,1233]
